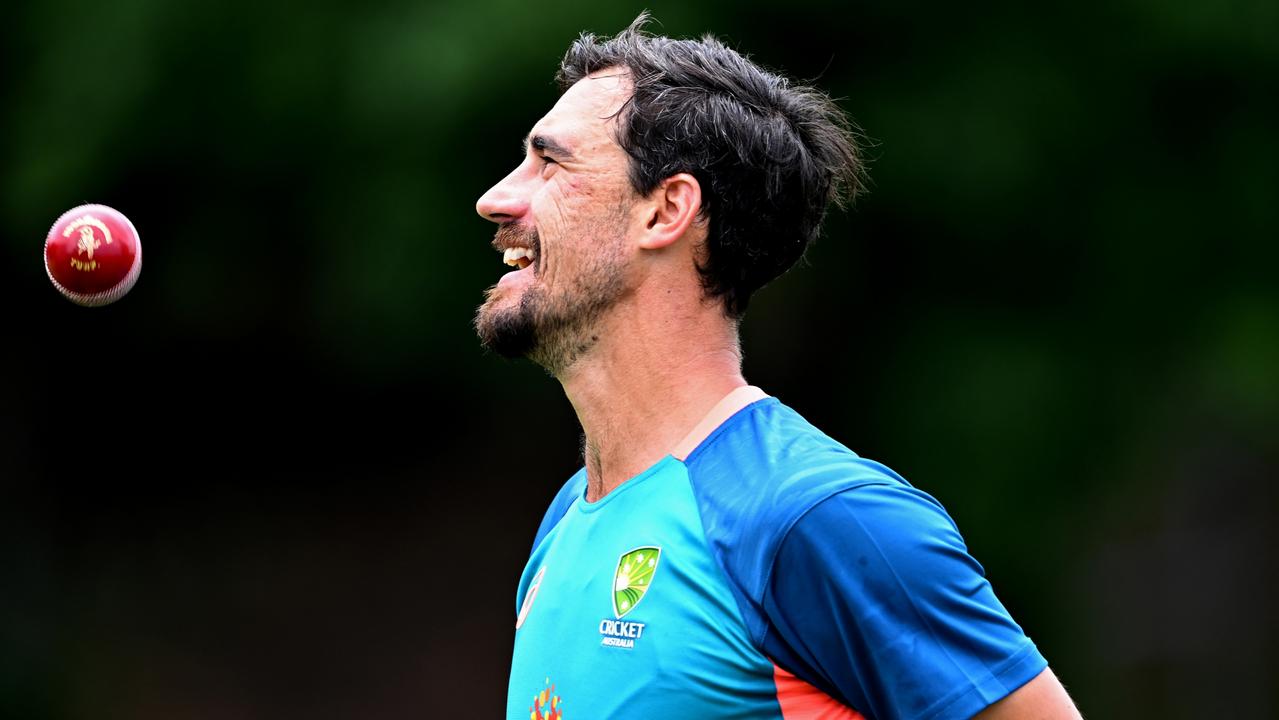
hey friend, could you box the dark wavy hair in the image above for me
[558,13,866,318]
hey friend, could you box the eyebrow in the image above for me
[524,133,575,161]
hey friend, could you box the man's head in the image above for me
[474,71,640,376]
[475,14,864,373]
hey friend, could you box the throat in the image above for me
[581,436,656,503]
[583,437,605,502]
[579,431,675,503]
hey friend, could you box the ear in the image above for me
[636,173,702,251]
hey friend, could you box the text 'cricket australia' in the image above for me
[599,619,647,649]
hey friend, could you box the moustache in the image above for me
[491,224,541,255]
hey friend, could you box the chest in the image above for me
[506,462,782,719]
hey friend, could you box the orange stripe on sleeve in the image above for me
[773,664,866,720]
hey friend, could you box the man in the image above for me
[474,14,1081,720]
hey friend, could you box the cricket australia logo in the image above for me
[598,546,660,649]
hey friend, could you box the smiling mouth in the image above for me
[492,223,541,278]
[502,246,536,270]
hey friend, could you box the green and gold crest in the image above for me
[612,546,661,618]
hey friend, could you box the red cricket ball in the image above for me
[44,204,142,306]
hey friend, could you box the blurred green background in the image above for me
[2,0,1275,718]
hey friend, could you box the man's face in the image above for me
[474,71,638,375]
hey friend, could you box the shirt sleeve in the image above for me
[760,483,1047,720]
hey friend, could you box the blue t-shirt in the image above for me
[507,398,1046,719]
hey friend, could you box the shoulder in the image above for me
[528,468,587,555]
[685,398,1046,718]
[684,397,910,534]
[681,398,914,636]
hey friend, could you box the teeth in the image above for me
[503,247,535,267]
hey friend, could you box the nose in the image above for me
[476,165,531,223]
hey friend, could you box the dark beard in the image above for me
[473,220,626,376]
[474,284,541,359]
[474,224,543,359]
[473,280,601,376]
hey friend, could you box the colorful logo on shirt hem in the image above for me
[529,677,562,720]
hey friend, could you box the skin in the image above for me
[475,68,1082,720]
[975,668,1084,720]
[476,69,745,500]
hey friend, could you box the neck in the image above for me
[559,291,747,502]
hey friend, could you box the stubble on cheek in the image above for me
[536,191,578,289]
